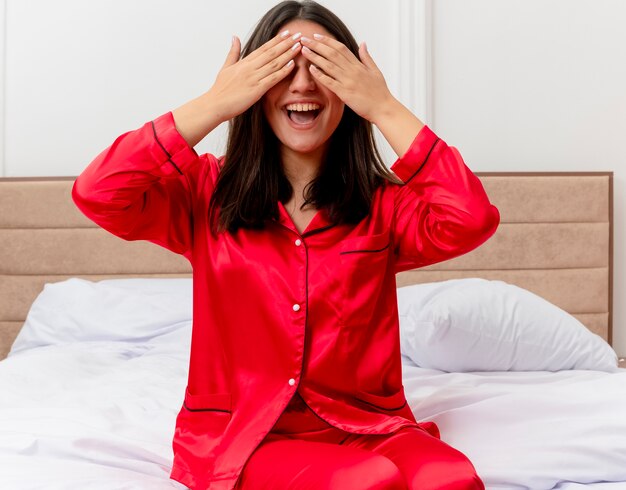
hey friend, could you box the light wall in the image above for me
[1,0,623,355]
[430,0,626,356]
[0,0,425,176]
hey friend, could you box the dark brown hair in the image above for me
[209,0,400,234]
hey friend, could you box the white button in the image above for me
[288,378,296,386]
[295,239,302,246]
[292,304,301,312]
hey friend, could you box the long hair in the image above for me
[209,0,400,234]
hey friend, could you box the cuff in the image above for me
[152,111,199,177]
[390,125,440,184]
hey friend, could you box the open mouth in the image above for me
[284,103,322,126]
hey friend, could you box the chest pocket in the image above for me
[338,230,392,329]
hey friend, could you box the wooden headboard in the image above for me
[0,172,613,360]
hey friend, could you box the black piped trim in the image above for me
[355,397,408,412]
[151,121,183,175]
[404,137,440,184]
[183,402,230,413]
[339,242,390,255]
[298,393,343,428]
[302,223,337,238]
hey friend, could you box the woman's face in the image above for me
[262,20,345,159]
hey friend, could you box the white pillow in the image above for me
[10,278,192,355]
[397,278,618,372]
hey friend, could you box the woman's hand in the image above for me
[299,35,394,124]
[173,31,302,147]
[207,31,302,122]
[301,34,424,158]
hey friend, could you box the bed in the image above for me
[0,172,624,490]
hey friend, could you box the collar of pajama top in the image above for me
[72,111,500,490]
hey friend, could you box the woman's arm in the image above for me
[370,96,425,160]
[173,32,304,148]
[388,129,500,272]
[301,35,499,269]
[72,112,201,256]
[73,31,304,253]
[171,91,224,149]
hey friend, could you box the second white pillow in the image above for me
[397,278,618,372]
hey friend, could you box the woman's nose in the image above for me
[289,61,316,92]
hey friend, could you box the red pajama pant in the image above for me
[236,394,484,490]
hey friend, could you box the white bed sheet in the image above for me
[0,328,191,489]
[402,356,626,489]
[2,337,626,489]
[2,306,626,489]
[556,485,626,490]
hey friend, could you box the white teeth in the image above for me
[285,103,321,111]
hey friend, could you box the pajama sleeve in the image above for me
[389,125,500,273]
[72,112,202,258]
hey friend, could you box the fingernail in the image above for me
[286,59,294,68]
[291,42,301,51]
[292,32,302,40]
[313,33,323,40]
[280,30,290,38]
[302,46,311,54]
[301,36,312,44]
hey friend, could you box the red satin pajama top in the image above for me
[72,111,500,490]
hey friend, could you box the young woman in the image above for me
[73,1,499,489]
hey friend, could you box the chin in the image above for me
[281,138,327,155]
